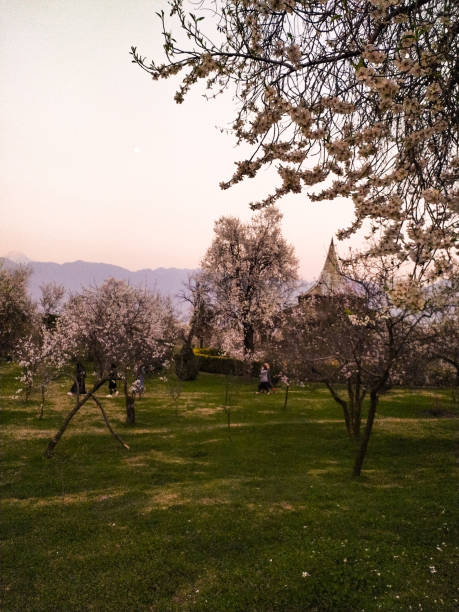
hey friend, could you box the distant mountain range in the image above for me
[1,254,196,315]
[1,253,312,314]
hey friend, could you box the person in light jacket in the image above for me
[257,363,272,394]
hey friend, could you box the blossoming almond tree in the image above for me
[201,207,298,356]
[274,256,455,475]
[15,323,71,416]
[0,263,36,359]
[132,0,458,274]
[45,279,177,457]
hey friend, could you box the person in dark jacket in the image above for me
[68,362,86,395]
[108,364,118,397]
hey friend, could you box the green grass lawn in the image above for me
[1,363,458,611]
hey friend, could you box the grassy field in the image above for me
[1,363,458,611]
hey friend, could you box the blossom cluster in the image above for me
[388,280,426,312]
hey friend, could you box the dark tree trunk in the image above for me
[353,390,379,477]
[243,322,255,355]
[325,381,352,438]
[349,396,364,439]
[350,411,360,439]
[283,385,289,411]
[124,381,136,425]
[39,384,45,420]
[346,379,366,440]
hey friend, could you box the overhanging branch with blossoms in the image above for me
[132,0,458,273]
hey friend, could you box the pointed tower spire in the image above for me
[320,239,340,286]
[302,238,347,297]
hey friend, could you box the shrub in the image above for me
[175,345,199,381]
[194,347,222,357]
[194,348,259,377]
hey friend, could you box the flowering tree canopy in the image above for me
[0,263,35,359]
[132,0,458,271]
[201,207,298,355]
[63,279,175,379]
[15,323,72,415]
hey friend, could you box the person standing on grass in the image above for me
[68,361,86,395]
[136,365,145,397]
[257,362,272,394]
[108,364,118,397]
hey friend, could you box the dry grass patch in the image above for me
[3,426,56,440]
[141,486,230,511]
[148,449,205,465]
[145,489,185,508]
[2,489,124,508]
[182,406,220,417]
[386,389,448,400]
[374,418,443,437]
[307,466,344,476]
[122,456,150,467]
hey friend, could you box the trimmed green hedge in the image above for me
[193,348,259,377]
[194,347,222,357]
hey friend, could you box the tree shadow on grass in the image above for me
[2,412,456,520]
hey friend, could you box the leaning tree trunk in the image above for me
[92,395,130,450]
[45,379,106,458]
[124,380,136,425]
[324,381,352,439]
[353,390,379,477]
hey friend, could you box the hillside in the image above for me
[0,256,195,312]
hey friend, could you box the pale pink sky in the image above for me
[0,0,361,280]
